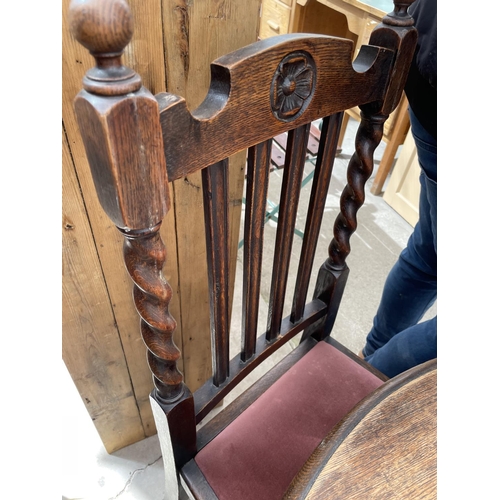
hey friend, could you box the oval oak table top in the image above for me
[285,359,437,499]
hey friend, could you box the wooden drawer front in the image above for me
[260,0,291,39]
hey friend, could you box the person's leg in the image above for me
[364,316,437,378]
[361,108,437,361]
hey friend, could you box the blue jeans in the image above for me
[362,107,437,377]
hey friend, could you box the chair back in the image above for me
[69,0,417,474]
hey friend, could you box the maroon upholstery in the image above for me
[194,341,383,500]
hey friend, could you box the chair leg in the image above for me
[150,396,180,500]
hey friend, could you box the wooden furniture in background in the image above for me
[286,359,437,499]
[62,0,261,453]
[283,0,411,194]
[259,0,296,39]
[383,130,421,226]
[69,0,418,498]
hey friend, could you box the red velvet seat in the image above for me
[195,341,384,500]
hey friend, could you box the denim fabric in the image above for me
[362,107,437,378]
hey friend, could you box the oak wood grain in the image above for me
[285,360,437,499]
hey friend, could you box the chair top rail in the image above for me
[158,34,395,181]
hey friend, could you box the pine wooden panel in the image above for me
[62,0,260,450]
[62,0,179,449]
[383,132,420,227]
[62,128,146,452]
[259,0,291,39]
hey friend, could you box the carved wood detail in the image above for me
[328,111,386,270]
[271,51,316,122]
[121,226,184,403]
[69,0,193,445]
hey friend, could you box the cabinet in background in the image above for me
[259,0,294,39]
[383,131,421,227]
[259,0,410,195]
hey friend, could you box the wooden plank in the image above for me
[62,0,263,450]
[62,0,182,449]
[161,0,261,391]
[157,38,394,180]
[62,127,145,453]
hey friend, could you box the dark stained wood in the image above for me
[122,228,182,402]
[284,359,436,499]
[180,459,219,500]
[196,337,319,450]
[69,0,419,493]
[303,110,389,341]
[291,113,343,322]
[71,0,181,401]
[194,299,328,423]
[242,140,273,362]
[302,262,350,343]
[202,160,231,387]
[157,39,395,181]
[267,124,310,340]
[373,5,419,117]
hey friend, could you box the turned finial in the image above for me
[69,0,141,95]
[383,0,416,26]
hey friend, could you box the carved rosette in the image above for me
[271,51,316,122]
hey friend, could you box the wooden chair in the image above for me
[68,0,418,498]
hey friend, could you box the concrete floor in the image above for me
[62,116,436,500]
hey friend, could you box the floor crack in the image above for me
[109,455,162,499]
